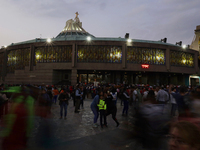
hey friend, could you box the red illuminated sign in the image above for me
[141,64,149,69]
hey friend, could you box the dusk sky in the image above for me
[0,0,199,47]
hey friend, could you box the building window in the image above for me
[7,48,30,73]
[34,45,72,65]
[127,47,165,65]
[77,45,122,63]
[170,50,194,67]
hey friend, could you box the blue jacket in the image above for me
[91,95,99,109]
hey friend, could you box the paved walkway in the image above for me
[1,98,169,150]
[27,98,144,150]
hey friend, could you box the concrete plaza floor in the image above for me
[27,98,145,150]
[1,98,169,150]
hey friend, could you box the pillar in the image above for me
[72,43,75,68]
[2,50,8,82]
[122,44,126,69]
[166,48,170,71]
[71,69,77,86]
[30,45,35,71]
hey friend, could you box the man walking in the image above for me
[74,84,82,113]
[156,86,169,104]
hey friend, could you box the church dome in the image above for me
[56,12,94,38]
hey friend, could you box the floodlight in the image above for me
[182,45,186,49]
[87,36,91,41]
[127,39,132,43]
[47,38,51,43]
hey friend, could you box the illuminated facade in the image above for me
[0,13,199,86]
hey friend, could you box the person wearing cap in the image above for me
[58,89,70,119]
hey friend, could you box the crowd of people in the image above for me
[1,83,200,149]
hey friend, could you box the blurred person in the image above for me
[132,86,139,110]
[135,90,170,149]
[58,89,70,119]
[111,88,117,105]
[86,86,90,99]
[80,86,85,109]
[37,88,52,117]
[97,91,107,128]
[0,92,8,120]
[170,86,190,118]
[170,87,177,117]
[0,86,34,150]
[75,84,82,113]
[47,87,53,102]
[71,89,75,107]
[52,87,59,104]
[90,89,101,127]
[168,121,200,150]
[142,87,149,102]
[119,87,124,106]
[156,86,169,104]
[106,90,119,127]
[122,88,130,116]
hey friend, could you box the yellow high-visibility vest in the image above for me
[97,99,107,110]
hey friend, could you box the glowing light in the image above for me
[182,60,186,64]
[36,55,40,59]
[182,45,186,49]
[127,39,132,43]
[87,36,91,41]
[117,52,120,58]
[4,45,7,48]
[47,38,51,43]
[141,64,149,69]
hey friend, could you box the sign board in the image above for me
[141,64,149,69]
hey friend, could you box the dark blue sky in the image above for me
[0,0,199,47]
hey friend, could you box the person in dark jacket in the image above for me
[122,88,130,116]
[90,89,101,127]
[59,89,70,119]
[106,90,119,127]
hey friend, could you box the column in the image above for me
[71,69,77,86]
[2,50,8,82]
[166,48,170,71]
[72,43,75,67]
[122,44,126,69]
[195,51,199,74]
[30,45,35,71]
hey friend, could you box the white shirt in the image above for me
[170,92,176,104]
[133,90,137,101]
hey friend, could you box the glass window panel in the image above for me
[170,50,194,67]
[77,45,122,63]
[127,47,165,65]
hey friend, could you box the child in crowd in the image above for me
[97,91,107,128]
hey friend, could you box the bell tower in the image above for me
[190,25,200,52]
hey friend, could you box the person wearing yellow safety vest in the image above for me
[97,91,107,128]
[0,86,34,150]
